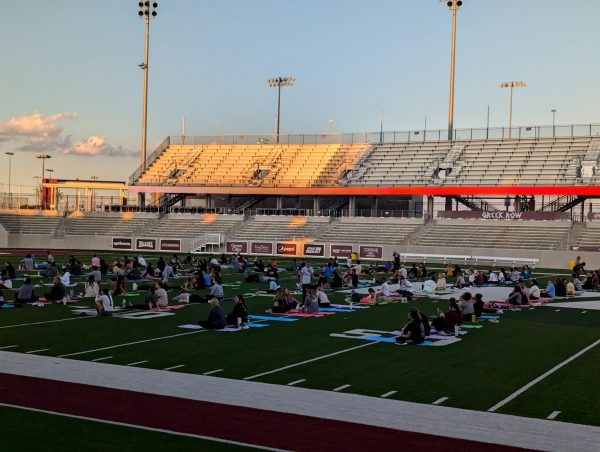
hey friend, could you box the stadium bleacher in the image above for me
[230,216,326,242]
[318,217,423,246]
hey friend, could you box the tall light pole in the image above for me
[267,76,295,144]
[442,0,463,141]
[379,111,384,143]
[138,1,158,205]
[46,169,54,179]
[499,81,526,138]
[36,154,51,209]
[5,152,14,206]
[328,118,334,143]
[551,109,557,137]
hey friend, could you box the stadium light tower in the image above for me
[499,81,526,138]
[137,1,158,174]
[5,152,14,204]
[441,0,463,141]
[267,77,295,144]
[36,154,51,209]
[551,109,557,137]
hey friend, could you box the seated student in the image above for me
[521,265,532,280]
[488,270,498,285]
[226,295,249,328]
[396,275,414,300]
[21,253,35,271]
[0,274,12,290]
[322,263,334,279]
[60,271,72,287]
[422,276,437,293]
[209,278,224,301]
[4,262,16,279]
[126,266,142,280]
[498,269,506,285]
[91,266,102,283]
[458,292,475,321]
[84,275,100,298]
[454,272,466,289]
[361,288,380,305]
[198,298,227,330]
[112,275,126,297]
[417,264,427,278]
[541,280,556,298]
[43,276,66,303]
[566,279,576,296]
[554,278,567,297]
[436,274,447,291]
[432,300,462,335]
[408,264,418,279]
[252,257,265,272]
[572,274,583,293]
[395,308,425,345]
[349,289,362,305]
[474,270,485,286]
[317,271,328,288]
[163,262,176,279]
[155,281,169,308]
[510,268,520,283]
[15,277,37,306]
[272,289,292,313]
[256,279,280,294]
[529,279,541,300]
[417,308,431,337]
[300,289,319,314]
[315,286,331,307]
[378,279,392,297]
[330,270,343,288]
[506,286,523,306]
[473,293,484,318]
[445,264,454,277]
[95,288,114,317]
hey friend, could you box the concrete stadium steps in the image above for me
[318,218,423,246]
[0,214,62,235]
[570,224,600,248]
[64,216,155,236]
[413,220,572,250]
[230,216,328,242]
[139,215,243,239]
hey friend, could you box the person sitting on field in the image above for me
[198,298,226,330]
[396,275,414,300]
[0,274,12,290]
[572,274,583,293]
[378,279,392,297]
[473,293,484,318]
[300,289,319,314]
[315,285,331,307]
[510,268,520,283]
[432,300,462,335]
[84,275,100,298]
[21,253,35,271]
[488,270,498,285]
[454,272,466,289]
[226,295,249,329]
[554,278,567,297]
[95,288,114,317]
[15,277,37,307]
[162,262,176,279]
[541,280,556,298]
[4,262,16,279]
[506,286,523,306]
[330,270,343,288]
[458,292,475,320]
[112,275,126,296]
[422,275,437,293]
[529,279,541,300]
[566,279,576,296]
[60,270,72,287]
[272,289,292,313]
[395,308,425,345]
[209,278,224,301]
[361,288,380,305]
[153,281,169,308]
[43,276,66,303]
[436,274,447,291]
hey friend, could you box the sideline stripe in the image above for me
[91,356,113,362]
[163,365,186,371]
[333,384,351,392]
[243,342,378,381]
[0,402,282,452]
[203,369,224,376]
[488,337,600,412]
[126,360,148,367]
[286,379,306,386]
[26,349,49,354]
[547,411,561,420]
[57,331,205,358]
[380,391,397,398]
[433,397,449,405]
[0,345,18,350]
[0,316,92,330]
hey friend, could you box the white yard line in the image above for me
[57,330,205,358]
[203,369,224,376]
[126,360,148,367]
[91,356,113,362]
[380,391,397,398]
[547,411,561,420]
[433,397,449,405]
[0,403,282,452]
[0,317,92,330]
[163,364,186,371]
[488,337,600,412]
[0,345,18,350]
[25,349,49,354]
[243,342,378,381]
[333,384,351,392]
[286,379,306,386]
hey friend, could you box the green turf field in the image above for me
[1,250,599,437]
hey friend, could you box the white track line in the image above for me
[380,391,397,398]
[0,345,18,350]
[0,403,282,452]
[203,369,224,376]
[433,397,449,405]
[243,342,378,381]
[163,364,185,371]
[488,337,600,412]
[126,360,148,367]
[581,311,588,314]
[25,348,49,354]
[286,379,306,386]
[547,411,561,420]
[333,384,351,392]
[57,330,205,358]
[91,356,113,362]
[0,317,92,329]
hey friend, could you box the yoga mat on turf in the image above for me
[331,304,370,310]
[283,311,336,318]
[364,336,396,343]
[1,305,14,309]
[248,323,269,328]
[479,315,500,320]
[179,324,202,329]
[418,341,435,346]
[319,308,355,313]
[249,315,298,322]
[460,324,483,329]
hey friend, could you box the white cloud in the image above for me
[0,111,76,138]
[64,135,137,157]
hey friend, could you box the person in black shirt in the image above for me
[473,293,484,318]
[555,278,567,297]
[330,270,342,288]
[226,295,249,328]
[396,308,425,345]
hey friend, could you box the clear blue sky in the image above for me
[1,0,599,190]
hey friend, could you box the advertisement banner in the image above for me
[112,237,132,250]
[251,242,274,255]
[330,244,353,258]
[303,243,325,257]
[437,211,571,221]
[276,242,297,256]
[226,241,248,254]
[359,245,383,260]
[136,238,156,251]
[160,239,181,252]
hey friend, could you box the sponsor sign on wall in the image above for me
[330,244,353,258]
[276,242,297,256]
[251,242,274,255]
[303,243,325,257]
[571,246,600,252]
[438,211,571,221]
[160,239,181,252]
[226,241,248,254]
[136,238,156,251]
[112,237,132,250]
[359,245,383,259]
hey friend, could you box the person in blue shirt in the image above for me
[322,263,334,278]
[541,280,555,298]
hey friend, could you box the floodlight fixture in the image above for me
[499,81,527,138]
[267,76,296,144]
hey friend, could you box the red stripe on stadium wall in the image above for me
[127,185,600,197]
[0,373,524,452]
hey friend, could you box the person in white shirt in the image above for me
[529,279,541,300]
[0,276,12,290]
[399,264,408,279]
[137,256,147,268]
[300,262,314,301]
[498,270,506,284]
[60,271,71,287]
[95,288,114,316]
[315,286,331,307]
[163,263,175,279]
[84,275,100,298]
[379,280,391,297]
[397,276,414,300]
[436,275,447,291]
[488,271,499,284]
[423,277,437,293]
[154,282,169,308]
